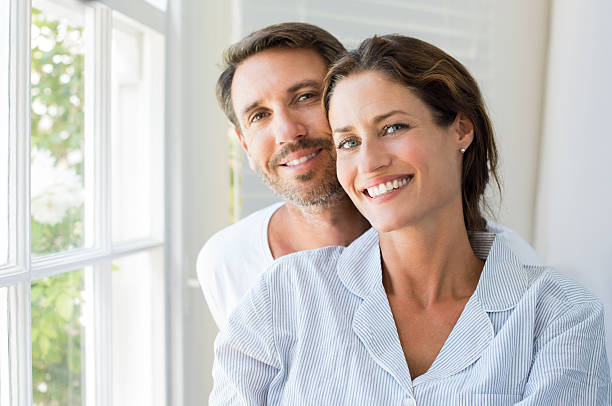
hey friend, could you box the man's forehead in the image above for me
[231,48,328,113]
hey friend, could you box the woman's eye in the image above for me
[383,123,408,135]
[250,111,268,123]
[337,138,360,150]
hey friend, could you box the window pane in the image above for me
[1,283,30,406]
[111,14,164,244]
[30,1,90,256]
[0,1,9,266]
[31,269,86,406]
[0,283,30,406]
[112,248,165,405]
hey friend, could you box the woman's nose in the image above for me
[358,139,392,174]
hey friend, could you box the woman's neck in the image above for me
[379,211,484,308]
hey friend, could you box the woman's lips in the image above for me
[363,175,414,198]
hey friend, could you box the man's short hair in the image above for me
[216,22,346,128]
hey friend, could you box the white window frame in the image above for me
[1,1,170,405]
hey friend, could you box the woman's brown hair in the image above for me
[322,35,500,232]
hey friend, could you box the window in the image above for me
[0,1,9,267]
[1,0,167,405]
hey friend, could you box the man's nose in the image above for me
[272,108,307,144]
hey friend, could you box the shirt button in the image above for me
[403,398,416,406]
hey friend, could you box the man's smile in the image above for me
[281,149,322,167]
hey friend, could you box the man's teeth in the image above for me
[285,151,318,167]
[366,177,411,198]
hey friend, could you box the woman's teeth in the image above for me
[285,151,318,166]
[366,176,412,198]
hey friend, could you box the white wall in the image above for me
[485,1,549,241]
[535,0,612,368]
[166,0,233,405]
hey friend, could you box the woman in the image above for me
[210,35,611,405]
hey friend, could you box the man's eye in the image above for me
[383,123,408,135]
[250,112,268,123]
[337,138,360,150]
[297,92,316,102]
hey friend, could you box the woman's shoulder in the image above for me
[519,264,604,337]
[524,264,601,308]
[481,226,601,312]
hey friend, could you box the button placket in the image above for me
[402,397,416,406]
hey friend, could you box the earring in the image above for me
[460,148,466,154]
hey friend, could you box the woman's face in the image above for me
[328,71,473,233]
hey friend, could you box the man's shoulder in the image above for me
[196,202,284,328]
[198,202,283,263]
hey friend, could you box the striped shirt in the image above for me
[210,228,612,405]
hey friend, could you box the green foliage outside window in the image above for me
[31,271,84,406]
[30,8,85,406]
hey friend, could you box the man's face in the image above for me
[231,47,343,207]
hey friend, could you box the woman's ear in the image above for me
[454,112,475,150]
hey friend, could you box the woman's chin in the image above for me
[367,215,414,234]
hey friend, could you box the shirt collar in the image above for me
[336,228,381,299]
[473,231,530,312]
[336,227,531,312]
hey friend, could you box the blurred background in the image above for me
[1,0,610,405]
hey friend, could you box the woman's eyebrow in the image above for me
[333,110,408,134]
[373,110,407,123]
[332,125,353,135]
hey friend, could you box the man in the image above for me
[197,23,371,329]
[197,22,542,330]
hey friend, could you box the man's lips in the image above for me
[279,148,322,167]
[268,138,333,169]
[362,174,414,198]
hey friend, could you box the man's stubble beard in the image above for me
[254,138,347,209]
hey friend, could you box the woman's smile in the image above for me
[362,174,413,199]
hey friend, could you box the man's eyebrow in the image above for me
[241,100,261,120]
[332,110,408,135]
[287,80,321,94]
[240,80,322,121]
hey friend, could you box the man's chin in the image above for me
[300,186,345,207]
[255,156,345,208]
[263,177,344,208]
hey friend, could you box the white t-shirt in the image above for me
[197,201,542,330]
[197,202,283,329]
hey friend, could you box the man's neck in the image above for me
[267,197,370,259]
